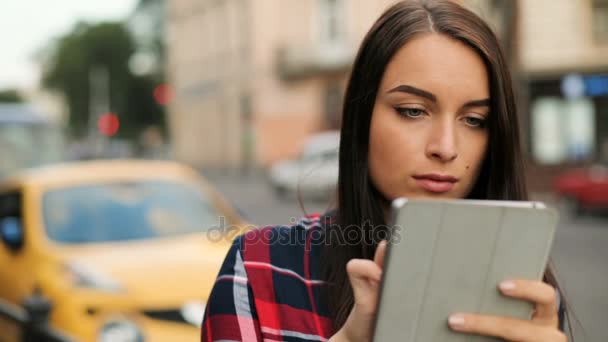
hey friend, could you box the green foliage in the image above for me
[0,89,23,103]
[41,21,165,139]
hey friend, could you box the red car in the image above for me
[554,164,608,214]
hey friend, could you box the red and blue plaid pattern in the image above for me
[201,214,334,341]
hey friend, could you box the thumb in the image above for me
[374,240,388,270]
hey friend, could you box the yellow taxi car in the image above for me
[0,160,251,341]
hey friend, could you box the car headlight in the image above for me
[65,261,123,293]
[181,301,206,327]
[98,319,143,342]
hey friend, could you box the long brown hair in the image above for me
[320,0,571,336]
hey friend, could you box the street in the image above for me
[552,213,608,341]
[204,170,607,341]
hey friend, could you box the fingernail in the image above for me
[448,314,465,329]
[499,280,516,291]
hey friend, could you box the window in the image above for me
[593,0,608,43]
[319,0,345,44]
[42,181,223,244]
[531,97,596,164]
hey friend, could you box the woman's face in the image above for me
[369,33,490,200]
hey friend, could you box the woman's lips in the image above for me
[412,174,458,193]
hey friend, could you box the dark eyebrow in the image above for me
[387,84,491,109]
[387,84,436,102]
[462,99,491,108]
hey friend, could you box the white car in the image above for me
[269,131,340,200]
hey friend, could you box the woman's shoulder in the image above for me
[232,211,335,270]
[236,213,324,251]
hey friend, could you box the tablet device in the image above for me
[373,198,559,341]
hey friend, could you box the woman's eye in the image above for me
[396,107,425,118]
[464,116,487,128]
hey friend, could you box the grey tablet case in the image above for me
[373,198,559,342]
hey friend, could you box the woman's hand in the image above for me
[448,279,567,341]
[330,244,565,342]
[329,240,387,342]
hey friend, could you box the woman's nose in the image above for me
[425,118,458,162]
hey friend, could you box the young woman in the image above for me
[201,1,568,341]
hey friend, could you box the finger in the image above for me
[448,313,567,342]
[374,240,388,270]
[346,259,382,314]
[346,259,382,284]
[498,279,558,323]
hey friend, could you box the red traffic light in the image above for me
[97,113,120,137]
[154,83,173,105]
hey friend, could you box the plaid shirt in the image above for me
[201,214,333,341]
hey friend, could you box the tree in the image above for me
[41,21,165,139]
[0,89,23,103]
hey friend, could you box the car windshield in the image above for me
[43,181,224,244]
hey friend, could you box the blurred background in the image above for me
[0,0,606,341]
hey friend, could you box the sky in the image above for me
[0,0,138,90]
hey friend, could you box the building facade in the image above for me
[166,0,398,169]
